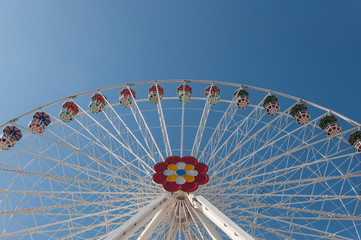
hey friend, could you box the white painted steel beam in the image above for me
[155,82,172,157]
[191,83,212,158]
[192,207,223,240]
[105,193,171,240]
[165,224,177,240]
[188,194,255,240]
[136,206,168,240]
[180,81,186,157]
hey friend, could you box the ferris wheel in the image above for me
[0,80,360,240]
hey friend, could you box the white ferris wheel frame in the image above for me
[0,79,360,240]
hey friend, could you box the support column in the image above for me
[137,206,168,240]
[105,193,171,240]
[192,207,223,240]
[187,194,255,240]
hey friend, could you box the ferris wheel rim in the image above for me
[2,79,360,129]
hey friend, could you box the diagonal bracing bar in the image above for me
[187,194,255,240]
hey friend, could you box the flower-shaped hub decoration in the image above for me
[152,156,209,192]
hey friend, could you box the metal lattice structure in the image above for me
[0,80,360,240]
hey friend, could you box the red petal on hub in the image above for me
[152,172,167,184]
[154,162,168,172]
[195,174,209,185]
[165,156,181,165]
[163,181,181,192]
[182,156,197,165]
[195,163,208,174]
[181,182,198,192]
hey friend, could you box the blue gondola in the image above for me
[32,112,51,126]
[3,126,22,141]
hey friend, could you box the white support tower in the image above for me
[104,193,171,240]
[105,192,255,240]
[188,194,255,240]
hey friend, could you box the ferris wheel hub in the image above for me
[153,156,209,192]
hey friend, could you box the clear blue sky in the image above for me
[0,0,360,124]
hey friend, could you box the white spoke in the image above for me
[191,84,212,158]
[74,100,154,173]
[12,123,154,187]
[180,82,186,157]
[128,86,164,163]
[155,82,172,157]
[198,99,238,163]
